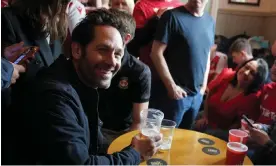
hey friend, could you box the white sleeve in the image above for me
[67,0,86,35]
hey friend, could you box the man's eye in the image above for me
[115,53,122,59]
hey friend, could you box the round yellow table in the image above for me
[108,129,253,165]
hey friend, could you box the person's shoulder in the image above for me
[169,6,184,14]
[128,54,150,74]
[203,12,215,24]
[262,82,276,92]
[121,52,150,81]
[35,74,75,96]
[34,60,76,96]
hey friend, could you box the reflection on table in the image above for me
[108,129,253,165]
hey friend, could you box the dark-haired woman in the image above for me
[195,58,269,131]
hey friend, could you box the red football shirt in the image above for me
[207,80,261,130]
[256,82,276,125]
[133,0,183,28]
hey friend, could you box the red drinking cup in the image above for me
[229,129,249,144]
[225,142,248,165]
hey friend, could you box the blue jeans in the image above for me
[150,84,203,129]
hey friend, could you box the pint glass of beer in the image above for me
[140,109,164,139]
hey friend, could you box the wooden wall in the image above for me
[215,9,276,43]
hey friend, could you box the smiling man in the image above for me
[8,9,161,165]
[98,9,151,148]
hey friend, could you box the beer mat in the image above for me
[202,147,220,155]
[198,138,215,145]
[147,158,167,165]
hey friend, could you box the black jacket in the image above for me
[8,56,140,165]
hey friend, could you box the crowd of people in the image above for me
[1,0,275,165]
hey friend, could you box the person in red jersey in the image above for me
[245,59,276,164]
[133,0,182,28]
[195,58,269,130]
[256,60,276,125]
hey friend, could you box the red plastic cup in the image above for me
[241,119,254,131]
[225,142,248,165]
[229,129,249,144]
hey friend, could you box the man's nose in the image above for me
[105,54,117,67]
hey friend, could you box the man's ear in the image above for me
[240,50,247,59]
[124,34,132,44]
[71,42,83,60]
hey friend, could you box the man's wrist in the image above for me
[164,81,176,90]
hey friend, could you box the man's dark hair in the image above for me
[229,38,252,56]
[72,9,125,48]
[109,8,136,41]
[11,0,69,41]
[230,58,269,95]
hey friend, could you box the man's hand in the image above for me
[248,126,271,146]
[167,84,187,100]
[131,134,162,160]
[195,116,208,130]
[11,63,26,84]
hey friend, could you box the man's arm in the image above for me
[150,41,174,91]
[130,64,151,130]
[130,102,149,130]
[32,86,140,165]
[150,11,186,99]
[150,41,187,99]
